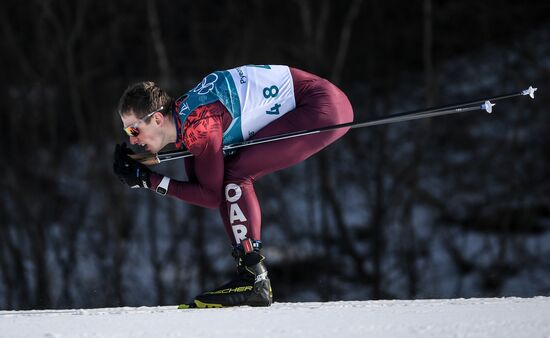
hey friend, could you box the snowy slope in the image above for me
[1,297,549,338]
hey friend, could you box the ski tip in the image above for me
[522,86,537,99]
[178,302,198,309]
[482,100,495,113]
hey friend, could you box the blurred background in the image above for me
[1,0,549,310]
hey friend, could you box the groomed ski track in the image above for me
[1,297,549,338]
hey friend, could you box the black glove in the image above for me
[113,143,152,189]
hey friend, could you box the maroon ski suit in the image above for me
[150,68,354,245]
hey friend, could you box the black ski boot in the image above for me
[192,238,273,308]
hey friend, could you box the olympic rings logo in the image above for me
[193,73,219,95]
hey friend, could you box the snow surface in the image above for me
[1,297,549,338]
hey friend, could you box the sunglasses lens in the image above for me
[124,126,139,137]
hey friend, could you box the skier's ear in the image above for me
[153,112,164,126]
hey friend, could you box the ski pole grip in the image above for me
[129,153,160,166]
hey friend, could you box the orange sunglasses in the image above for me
[123,106,164,137]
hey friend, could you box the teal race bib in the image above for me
[176,65,296,145]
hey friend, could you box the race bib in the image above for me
[224,65,296,142]
[176,65,296,145]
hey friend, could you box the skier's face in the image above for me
[121,110,166,153]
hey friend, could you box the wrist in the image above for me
[156,176,170,195]
[149,172,163,190]
[149,173,170,195]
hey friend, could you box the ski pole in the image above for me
[131,86,537,165]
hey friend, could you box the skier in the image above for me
[113,65,354,308]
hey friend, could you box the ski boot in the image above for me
[189,238,273,308]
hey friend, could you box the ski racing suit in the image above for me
[149,65,354,245]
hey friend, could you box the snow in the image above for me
[1,297,549,338]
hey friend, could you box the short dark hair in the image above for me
[117,81,172,118]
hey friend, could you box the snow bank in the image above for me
[1,297,549,338]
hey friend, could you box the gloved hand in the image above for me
[113,143,152,188]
